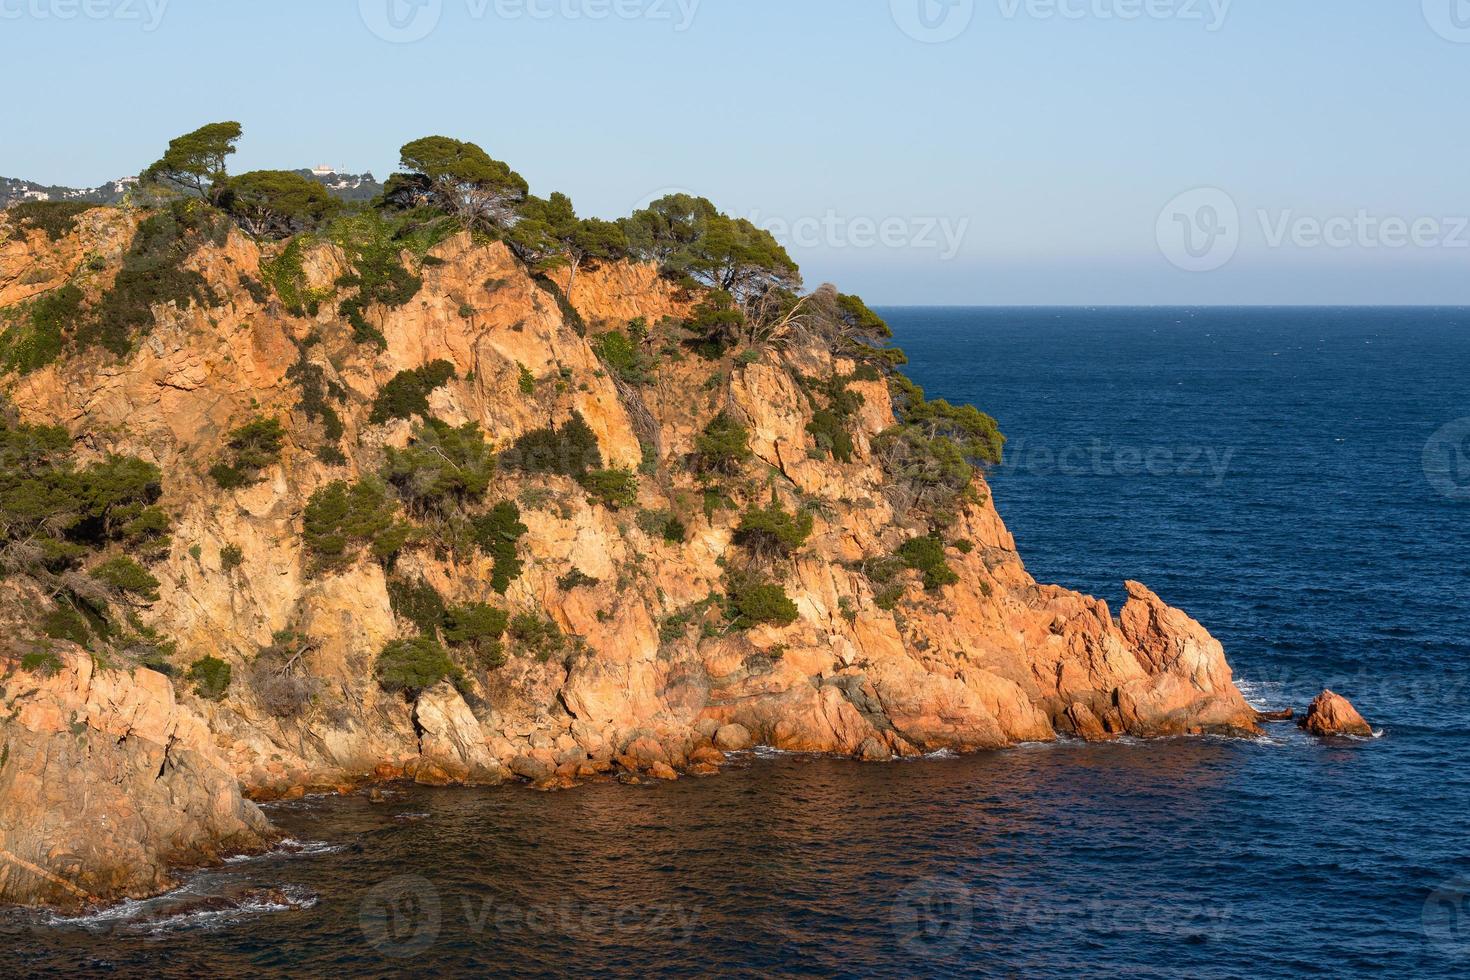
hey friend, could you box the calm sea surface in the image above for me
[8,307,1470,978]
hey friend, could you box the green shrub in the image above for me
[20,650,64,676]
[593,329,653,384]
[91,556,162,602]
[8,200,93,241]
[954,539,974,554]
[2,284,83,375]
[556,569,599,591]
[369,360,456,424]
[302,478,413,574]
[334,213,425,349]
[897,535,959,591]
[375,636,459,695]
[209,416,286,488]
[382,418,495,515]
[388,575,448,637]
[517,363,536,395]
[727,578,799,629]
[577,467,638,510]
[443,603,509,669]
[81,200,220,356]
[876,376,1005,528]
[694,412,752,473]
[636,509,686,543]
[187,656,232,701]
[220,543,244,572]
[509,612,564,662]
[734,499,814,559]
[42,604,91,647]
[807,409,855,463]
[286,343,345,446]
[501,412,602,477]
[472,502,528,594]
[260,235,330,316]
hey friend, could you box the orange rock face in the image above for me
[1300,691,1374,738]
[0,210,1264,908]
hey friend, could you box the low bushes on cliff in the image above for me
[734,497,814,560]
[576,467,638,511]
[500,412,602,477]
[693,412,752,473]
[186,655,232,701]
[333,212,426,348]
[209,416,286,489]
[381,419,495,515]
[388,575,448,637]
[0,420,171,622]
[1,284,83,375]
[896,535,959,592]
[302,477,414,575]
[81,199,224,356]
[444,602,510,669]
[471,501,527,594]
[375,636,461,695]
[6,200,94,241]
[369,360,456,424]
[725,574,800,629]
[875,376,1005,528]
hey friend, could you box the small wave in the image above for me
[225,838,346,863]
[41,883,317,934]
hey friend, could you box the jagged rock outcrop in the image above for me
[1300,690,1374,738]
[0,208,1263,908]
[0,642,272,910]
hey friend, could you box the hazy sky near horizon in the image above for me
[3,0,1467,304]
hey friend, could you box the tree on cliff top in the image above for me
[140,122,243,203]
[508,192,628,293]
[387,136,529,231]
[220,170,338,239]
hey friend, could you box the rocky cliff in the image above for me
[0,205,1262,910]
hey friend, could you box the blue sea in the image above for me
[9,308,1470,978]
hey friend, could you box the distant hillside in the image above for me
[0,176,133,208]
[1,169,383,208]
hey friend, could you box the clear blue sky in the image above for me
[3,1,1466,304]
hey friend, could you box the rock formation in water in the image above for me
[1300,690,1373,738]
[0,192,1263,909]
